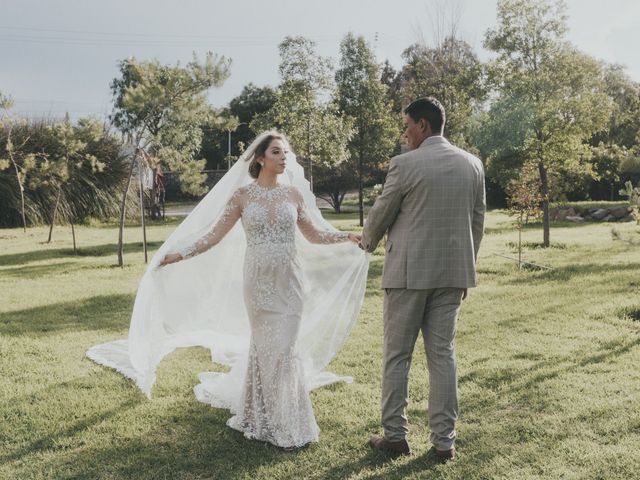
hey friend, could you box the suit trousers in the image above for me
[381,287,463,450]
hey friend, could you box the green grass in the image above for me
[1,211,640,479]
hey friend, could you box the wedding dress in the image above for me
[180,182,350,446]
[86,132,369,447]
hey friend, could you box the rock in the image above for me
[591,208,609,220]
[588,207,600,214]
[583,214,592,221]
[566,215,585,222]
[610,206,628,219]
[556,207,577,221]
[621,214,635,222]
[603,215,615,222]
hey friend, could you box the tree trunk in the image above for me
[150,181,158,219]
[70,220,77,255]
[47,188,62,243]
[138,154,148,264]
[117,154,137,267]
[331,191,341,214]
[10,154,27,233]
[358,148,364,227]
[19,184,26,233]
[538,160,550,247]
[518,214,523,270]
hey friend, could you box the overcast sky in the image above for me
[1,0,638,120]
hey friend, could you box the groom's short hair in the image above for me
[404,97,445,134]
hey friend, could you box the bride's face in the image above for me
[260,139,288,175]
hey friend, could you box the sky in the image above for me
[1,0,639,120]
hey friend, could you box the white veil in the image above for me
[87,131,370,405]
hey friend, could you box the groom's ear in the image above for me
[420,118,432,135]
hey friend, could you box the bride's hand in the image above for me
[347,232,362,244]
[159,252,183,267]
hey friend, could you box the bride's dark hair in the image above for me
[248,133,284,179]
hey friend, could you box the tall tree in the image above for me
[110,52,230,266]
[484,0,610,246]
[400,38,486,146]
[335,33,400,225]
[400,0,485,146]
[588,64,640,199]
[199,84,277,170]
[252,36,352,191]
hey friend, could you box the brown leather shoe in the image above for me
[430,446,456,462]
[369,435,411,456]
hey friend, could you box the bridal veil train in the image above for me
[86,132,369,420]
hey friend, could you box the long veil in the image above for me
[87,131,370,405]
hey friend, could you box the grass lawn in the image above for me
[1,211,639,479]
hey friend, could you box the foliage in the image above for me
[334,33,400,222]
[506,160,544,267]
[0,98,35,231]
[0,115,132,229]
[400,36,486,146]
[111,52,230,195]
[619,180,640,225]
[591,64,640,150]
[110,52,231,265]
[252,36,353,190]
[483,0,611,246]
[198,84,277,170]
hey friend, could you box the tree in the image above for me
[399,0,485,146]
[0,116,130,230]
[506,160,543,268]
[40,116,106,251]
[252,37,352,191]
[0,93,36,232]
[619,180,640,225]
[335,33,400,225]
[380,60,403,114]
[484,0,611,246]
[593,64,640,150]
[313,161,357,213]
[110,52,231,266]
[400,37,486,146]
[588,65,640,199]
[197,84,277,170]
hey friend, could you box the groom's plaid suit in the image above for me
[361,135,485,450]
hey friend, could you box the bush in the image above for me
[0,118,136,228]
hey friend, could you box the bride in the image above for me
[87,131,369,450]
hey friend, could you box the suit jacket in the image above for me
[361,136,485,290]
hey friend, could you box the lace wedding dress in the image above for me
[179,182,349,447]
[86,132,369,448]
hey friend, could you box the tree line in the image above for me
[2,0,639,259]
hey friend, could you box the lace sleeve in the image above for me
[296,196,349,245]
[179,189,243,259]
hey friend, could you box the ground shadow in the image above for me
[0,293,134,337]
[0,261,79,278]
[504,262,640,284]
[0,241,163,267]
[17,398,294,480]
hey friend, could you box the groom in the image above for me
[360,97,485,461]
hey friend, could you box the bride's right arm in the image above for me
[172,190,243,262]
